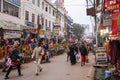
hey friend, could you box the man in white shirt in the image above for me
[32,42,44,76]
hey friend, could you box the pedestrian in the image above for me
[4,41,23,79]
[69,44,76,65]
[79,42,88,66]
[2,45,11,72]
[64,44,70,62]
[43,43,50,63]
[31,42,43,76]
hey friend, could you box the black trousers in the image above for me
[5,64,21,77]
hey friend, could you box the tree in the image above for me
[72,23,85,39]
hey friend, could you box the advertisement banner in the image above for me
[117,0,120,3]
[4,0,21,6]
[105,0,120,11]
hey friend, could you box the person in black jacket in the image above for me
[69,44,76,65]
[79,42,88,66]
[4,41,23,79]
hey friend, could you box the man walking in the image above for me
[32,42,43,76]
[4,41,23,79]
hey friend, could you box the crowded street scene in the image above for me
[0,0,120,80]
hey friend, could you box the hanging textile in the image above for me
[117,13,120,32]
[110,40,120,65]
[116,0,120,3]
[112,12,119,35]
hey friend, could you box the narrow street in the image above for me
[0,53,95,80]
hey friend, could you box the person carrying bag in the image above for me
[5,42,23,79]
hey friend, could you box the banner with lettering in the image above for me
[105,0,120,11]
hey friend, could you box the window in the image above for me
[37,15,40,24]
[45,6,48,12]
[49,21,51,27]
[49,7,51,14]
[37,0,40,7]
[45,4,48,12]
[42,2,44,10]
[25,11,29,21]
[32,13,35,23]
[42,17,44,26]
[45,19,47,27]
[53,10,55,16]
[37,15,42,29]
[32,0,35,4]
[3,1,19,17]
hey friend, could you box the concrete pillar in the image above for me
[1,0,3,12]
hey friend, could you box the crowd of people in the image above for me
[65,41,90,66]
[0,38,51,79]
[0,37,93,79]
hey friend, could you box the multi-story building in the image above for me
[0,0,22,39]
[67,15,73,42]
[0,0,67,40]
[21,0,67,39]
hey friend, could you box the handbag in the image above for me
[86,56,89,63]
[11,61,19,65]
[6,57,12,67]
[76,53,80,62]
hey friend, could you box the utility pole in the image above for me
[86,0,98,46]
[93,0,98,46]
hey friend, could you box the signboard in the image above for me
[86,7,95,16]
[95,47,107,64]
[25,21,35,27]
[106,4,120,11]
[4,0,21,6]
[4,31,21,39]
[53,27,59,35]
[117,0,120,3]
[105,0,120,11]
[39,30,44,34]
[103,19,112,26]
[36,29,45,34]
[0,20,21,30]
[96,52,107,64]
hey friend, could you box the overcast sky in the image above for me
[64,0,93,34]
[51,0,93,34]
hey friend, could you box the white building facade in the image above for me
[0,0,23,39]
[0,0,67,39]
[21,0,67,39]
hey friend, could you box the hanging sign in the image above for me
[105,0,120,11]
[95,47,107,64]
[53,27,59,35]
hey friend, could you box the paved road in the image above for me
[0,53,95,80]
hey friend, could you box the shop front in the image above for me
[0,20,22,60]
[94,0,120,80]
[37,29,45,42]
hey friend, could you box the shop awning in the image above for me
[0,20,22,30]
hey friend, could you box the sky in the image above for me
[64,0,93,34]
[51,0,94,34]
